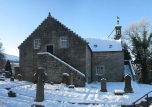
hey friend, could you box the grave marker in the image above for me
[100,78,107,92]
[124,75,133,93]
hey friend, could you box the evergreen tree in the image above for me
[123,18,152,83]
[5,60,12,76]
[0,41,6,69]
[123,43,132,60]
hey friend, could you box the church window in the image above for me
[34,39,41,49]
[96,66,104,75]
[60,37,68,48]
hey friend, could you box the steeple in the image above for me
[114,16,122,40]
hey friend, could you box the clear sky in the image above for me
[0,0,152,56]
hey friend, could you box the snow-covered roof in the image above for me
[84,38,122,52]
[37,52,85,77]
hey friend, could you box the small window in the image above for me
[34,39,41,49]
[96,66,104,75]
[60,37,68,48]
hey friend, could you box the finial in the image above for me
[117,16,119,25]
[48,12,51,17]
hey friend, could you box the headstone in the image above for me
[10,76,14,81]
[70,73,73,85]
[35,67,47,102]
[62,73,69,85]
[69,73,75,88]
[124,75,133,93]
[17,74,22,81]
[100,78,107,92]
[8,91,16,97]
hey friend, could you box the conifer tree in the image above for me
[0,41,5,69]
[5,60,12,76]
[123,18,152,83]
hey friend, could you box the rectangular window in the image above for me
[60,37,68,48]
[34,39,40,49]
[96,66,104,75]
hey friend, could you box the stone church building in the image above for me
[18,13,124,87]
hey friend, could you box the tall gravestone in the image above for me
[124,75,133,93]
[69,73,75,88]
[100,78,107,92]
[35,67,47,102]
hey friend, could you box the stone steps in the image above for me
[121,97,152,107]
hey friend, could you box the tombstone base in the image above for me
[31,104,44,107]
[68,85,75,88]
[114,90,124,95]
[100,89,107,92]
[124,87,134,93]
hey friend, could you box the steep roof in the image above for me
[84,38,122,52]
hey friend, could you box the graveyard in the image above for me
[0,76,152,107]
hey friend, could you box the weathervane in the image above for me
[117,16,119,25]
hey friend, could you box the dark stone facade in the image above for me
[92,51,124,82]
[37,52,85,87]
[18,13,124,86]
[18,14,91,86]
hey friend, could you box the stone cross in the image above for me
[35,67,46,102]
[100,78,107,92]
[124,75,133,93]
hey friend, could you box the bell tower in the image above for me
[114,16,122,40]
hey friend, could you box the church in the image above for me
[18,13,124,87]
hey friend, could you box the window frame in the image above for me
[96,66,104,76]
[34,39,41,49]
[60,37,68,48]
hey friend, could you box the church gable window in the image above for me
[60,37,68,48]
[34,39,41,49]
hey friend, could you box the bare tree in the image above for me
[123,18,152,83]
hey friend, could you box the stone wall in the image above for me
[86,46,92,83]
[37,52,86,87]
[18,15,90,82]
[92,51,124,82]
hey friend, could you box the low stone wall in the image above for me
[37,52,86,87]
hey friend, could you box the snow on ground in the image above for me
[0,79,152,107]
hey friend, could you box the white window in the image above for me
[60,37,68,48]
[34,39,41,49]
[96,66,104,75]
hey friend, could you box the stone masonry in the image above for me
[92,51,124,82]
[37,52,85,87]
[18,13,91,83]
[18,13,124,85]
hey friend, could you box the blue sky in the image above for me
[0,0,152,56]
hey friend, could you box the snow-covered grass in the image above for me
[0,79,152,107]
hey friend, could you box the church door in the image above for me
[47,45,53,54]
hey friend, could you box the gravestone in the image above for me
[8,91,16,97]
[69,73,75,88]
[62,73,69,85]
[124,75,133,93]
[100,78,107,92]
[17,74,22,81]
[35,67,47,102]
[10,76,14,81]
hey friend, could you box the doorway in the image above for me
[47,45,53,54]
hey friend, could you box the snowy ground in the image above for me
[0,79,152,107]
